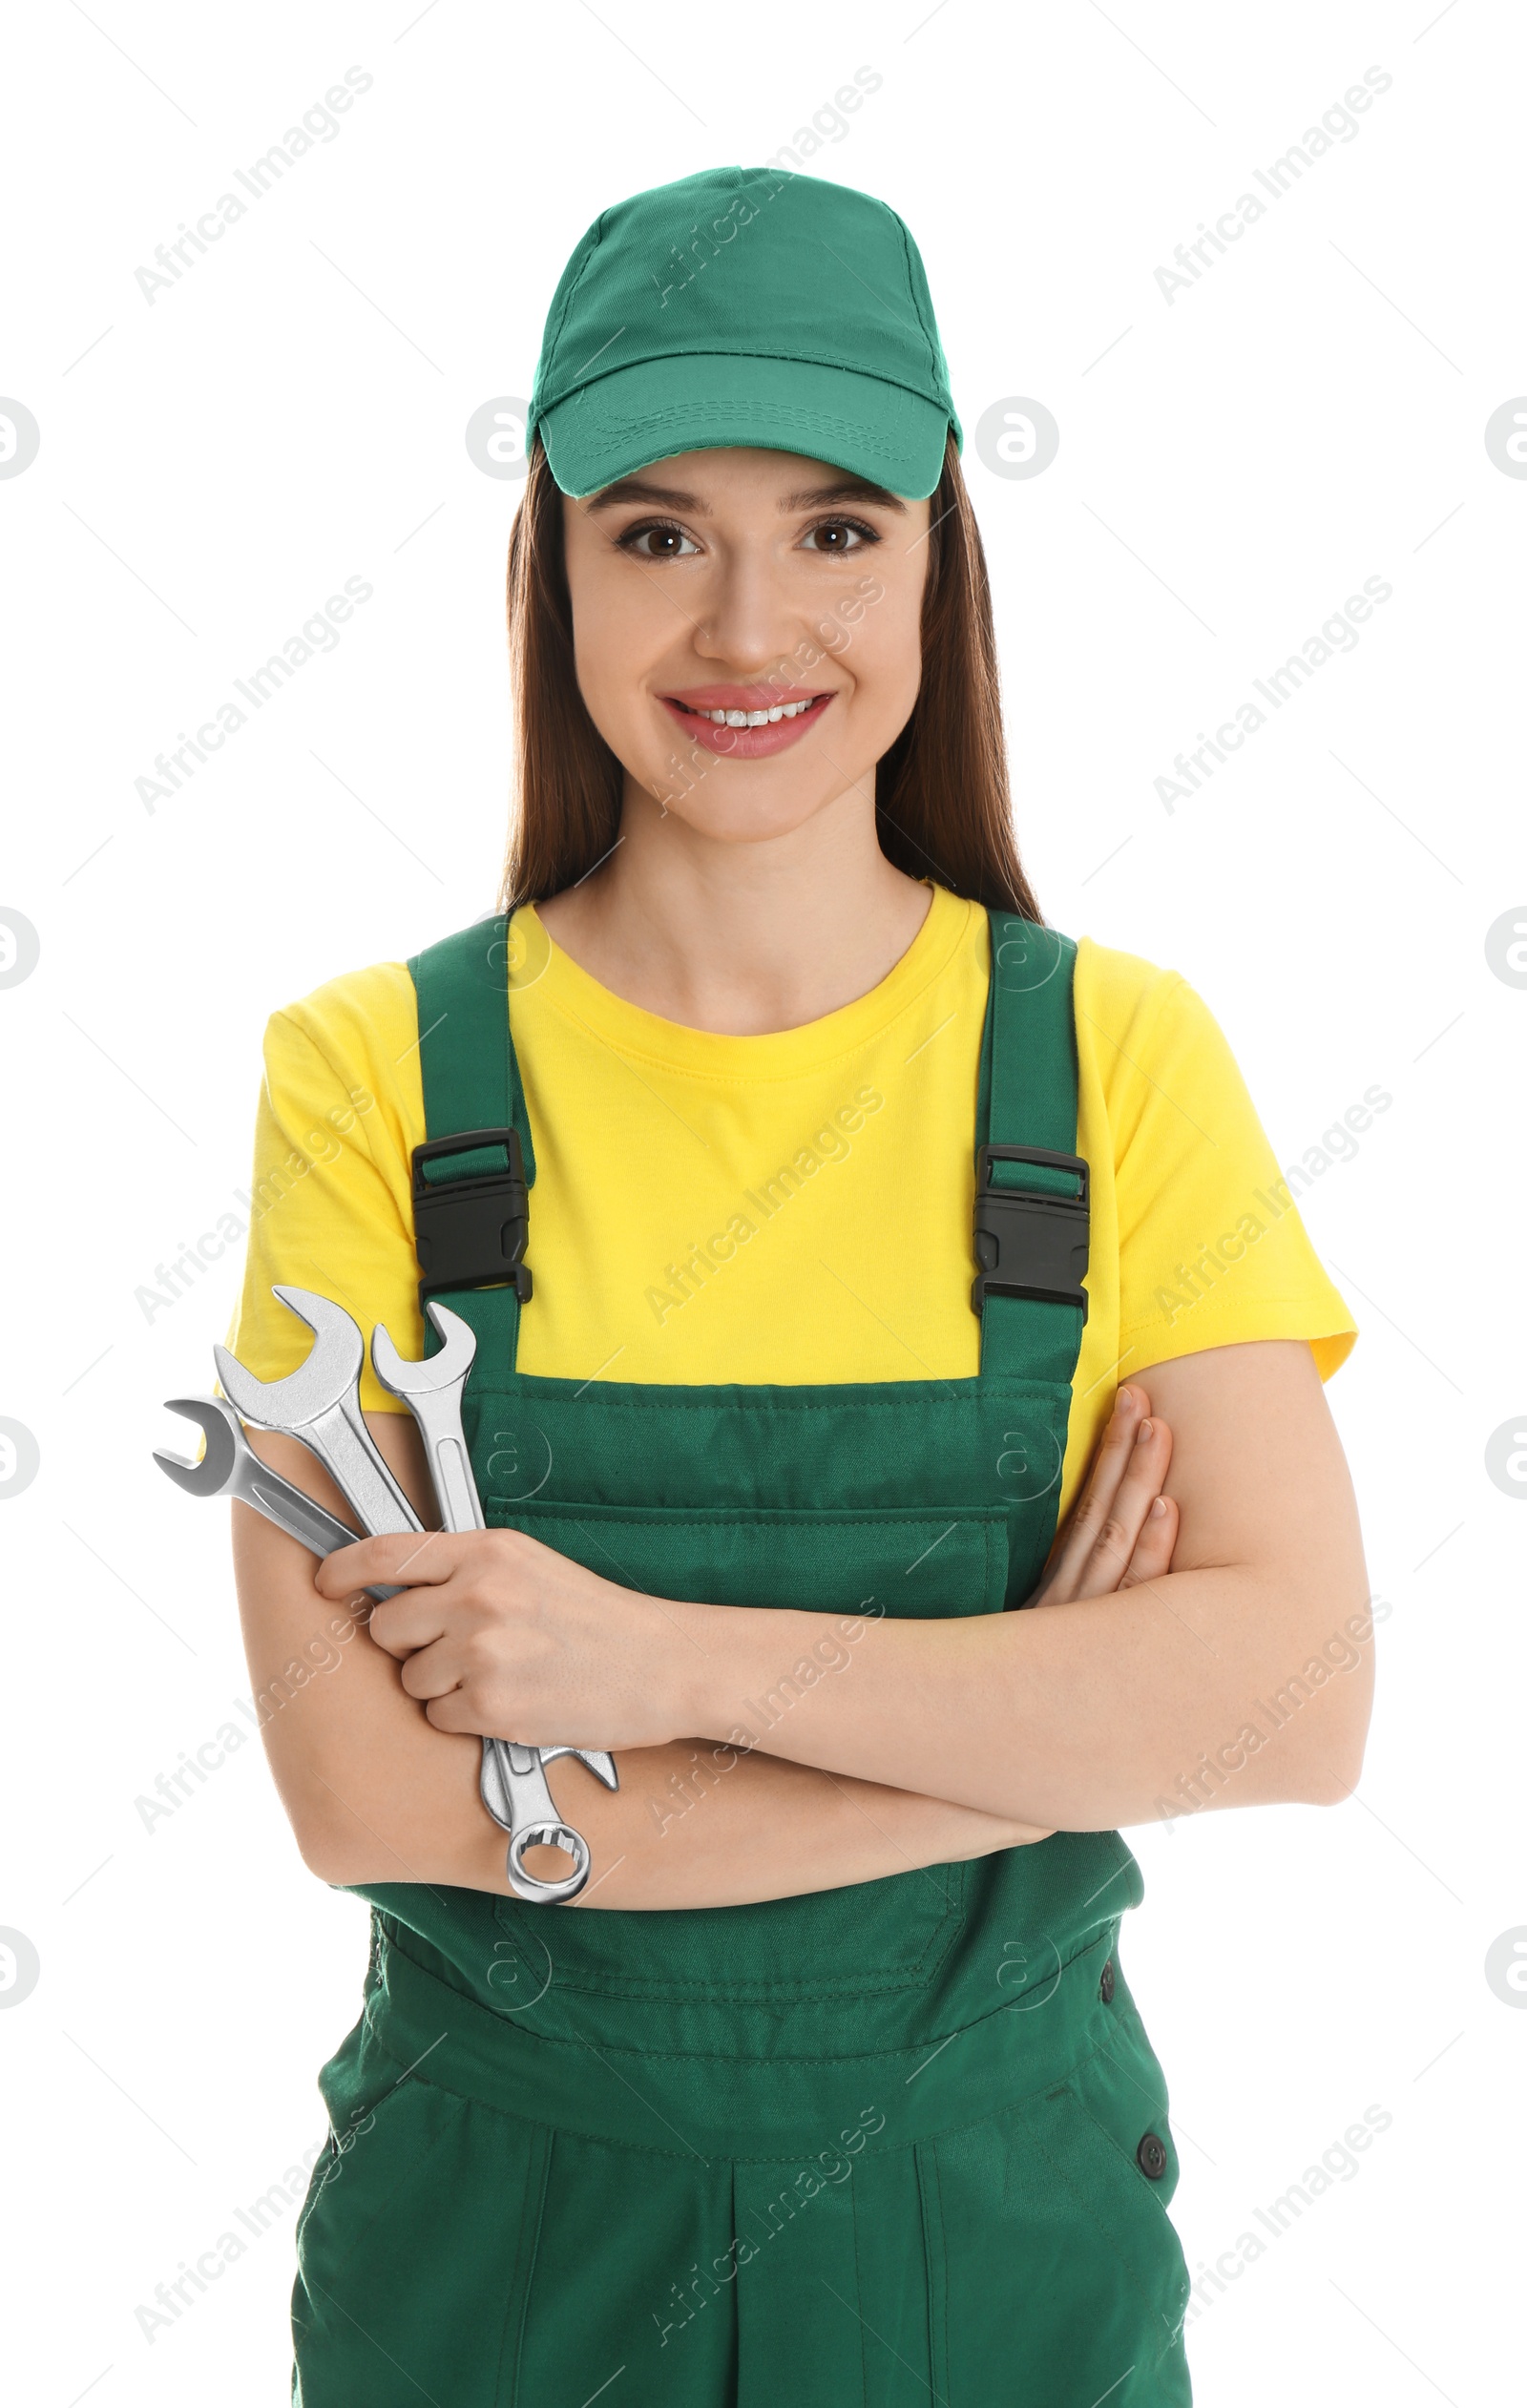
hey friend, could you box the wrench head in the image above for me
[214,1287,366,1433]
[153,1396,241,1496]
[371,1300,478,1399]
[540,1746,620,1791]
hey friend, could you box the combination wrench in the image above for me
[214,1287,423,1542]
[153,1394,401,1601]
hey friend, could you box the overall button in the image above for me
[1136,2132,1168,2181]
[1098,1958,1115,2004]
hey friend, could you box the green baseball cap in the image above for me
[527,166,961,502]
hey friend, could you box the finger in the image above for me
[312,1527,464,1598]
[1042,1385,1151,1590]
[423,1690,481,1735]
[1119,1493,1179,1589]
[1105,1412,1175,1543]
[1071,1414,1174,1599]
[366,1591,454,1660]
[397,1642,472,1704]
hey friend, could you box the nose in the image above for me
[689,542,815,684]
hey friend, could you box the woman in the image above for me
[228,166,1371,2407]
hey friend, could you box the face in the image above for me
[561,447,931,846]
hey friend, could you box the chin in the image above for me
[649,788,834,846]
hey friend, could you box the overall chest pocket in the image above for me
[484,1500,1012,2002]
[495,1500,1013,1619]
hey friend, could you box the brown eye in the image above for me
[801,516,876,555]
[618,521,699,559]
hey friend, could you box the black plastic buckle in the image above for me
[410,1126,533,1308]
[972,1143,1089,1319]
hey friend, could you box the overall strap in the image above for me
[973,912,1090,1384]
[407,914,534,1370]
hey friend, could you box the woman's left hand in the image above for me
[313,1527,702,1750]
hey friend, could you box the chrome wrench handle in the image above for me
[419,1423,482,1536]
[303,1401,418,1536]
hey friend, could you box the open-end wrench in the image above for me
[370,1300,484,1534]
[214,1288,422,1540]
[371,1300,618,1906]
[153,1396,401,1601]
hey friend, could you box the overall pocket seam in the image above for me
[500,2121,554,2408]
[491,1860,968,2004]
[1025,2100,1183,2370]
[298,2080,469,2286]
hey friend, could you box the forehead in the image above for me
[582,447,909,516]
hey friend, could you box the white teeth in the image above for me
[698,697,817,725]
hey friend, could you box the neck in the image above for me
[535,776,932,1035]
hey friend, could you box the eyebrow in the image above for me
[585,473,908,515]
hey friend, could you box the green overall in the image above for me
[290,913,1193,2407]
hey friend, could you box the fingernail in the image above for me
[1116,1387,1136,1416]
[1150,1496,1168,1518]
[1136,1418,1153,1445]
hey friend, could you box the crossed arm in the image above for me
[231,1338,1373,1910]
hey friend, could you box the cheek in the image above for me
[561,512,675,771]
[568,580,663,758]
[843,574,925,734]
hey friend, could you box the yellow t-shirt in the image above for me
[226,885,1355,1521]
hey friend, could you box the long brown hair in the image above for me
[498,433,1042,920]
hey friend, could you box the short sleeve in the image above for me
[223,962,426,1413]
[1110,972,1358,1383]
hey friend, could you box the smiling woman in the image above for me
[223,163,1368,2408]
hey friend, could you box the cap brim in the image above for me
[538,352,951,502]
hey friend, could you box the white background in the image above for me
[2,1,1522,2400]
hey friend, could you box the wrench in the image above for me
[370,1300,484,1536]
[153,1396,402,1602]
[478,1741,618,1906]
[371,1299,617,1906]
[214,1288,422,1540]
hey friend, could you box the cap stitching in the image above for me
[540,349,950,419]
[895,216,943,389]
[531,215,610,428]
[564,399,915,462]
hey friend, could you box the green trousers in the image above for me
[290,912,1193,2405]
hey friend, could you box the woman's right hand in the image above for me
[1028,1383,1178,1609]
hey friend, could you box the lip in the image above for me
[659,684,836,760]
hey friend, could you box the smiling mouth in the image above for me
[666,693,832,728]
